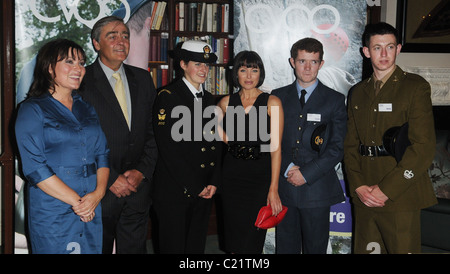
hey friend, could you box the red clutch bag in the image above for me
[254,205,288,229]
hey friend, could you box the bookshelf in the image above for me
[148,0,233,95]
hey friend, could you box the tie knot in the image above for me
[375,80,382,89]
[112,72,121,81]
[301,89,307,96]
[196,92,203,98]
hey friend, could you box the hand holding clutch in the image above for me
[254,205,288,229]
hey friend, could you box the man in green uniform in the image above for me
[344,22,437,254]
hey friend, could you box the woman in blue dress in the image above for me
[15,39,110,254]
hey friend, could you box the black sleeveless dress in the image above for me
[221,92,271,254]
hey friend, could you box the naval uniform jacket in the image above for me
[152,79,222,201]
[272,80,346,208]
[344,66,437,211]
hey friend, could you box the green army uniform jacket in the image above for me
[344,66,437,211]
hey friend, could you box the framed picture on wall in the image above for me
[397,0,450,53]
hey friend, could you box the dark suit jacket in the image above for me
[272,80,346,208]
[80,59,158,211]
[152,79,222,202]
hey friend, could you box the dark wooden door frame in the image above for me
[1,0,16,254]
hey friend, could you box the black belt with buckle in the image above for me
[358,144,390,157]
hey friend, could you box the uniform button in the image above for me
[200,164,205,168]
[296,140,300,144]
[201,147,206,152]
[298,126,302,131]
[374,108,377,112]
[299,114,303,118]
[210,162,215,167]
[211,146,216,150]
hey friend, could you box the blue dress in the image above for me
[15,92,109,254]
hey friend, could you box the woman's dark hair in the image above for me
[232,50,265,89]
[27,39,86,98]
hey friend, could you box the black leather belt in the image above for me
[358,144,390,157]
[228,143,269,160]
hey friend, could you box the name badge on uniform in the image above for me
[307,113,321,122]
[378,103,392,112]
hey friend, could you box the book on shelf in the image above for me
[222,4,229,32]
[150,1,159,28]
[149,64,169,89]
[189,3,197,32]
[175,2,229,33]
[150,1,167,31]
[199,3,207,32]
[212,3,217,33]
[160,32,168,62]
[206,4,213,32]
[203,66,229,95]
[149,32,169,63]
[223,37,229,64]
[155,1,167,30]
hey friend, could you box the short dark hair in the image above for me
[27,39,86,98]
[91,16,129,52]
[362,22,399,47]
[290,38,324,61]
[232,51,265,88]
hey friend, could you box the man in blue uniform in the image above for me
[272,38,347,254]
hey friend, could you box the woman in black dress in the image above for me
[217,51,284,254]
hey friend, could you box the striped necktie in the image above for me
[112,72,129,126]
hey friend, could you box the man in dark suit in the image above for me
[152,40,222,253]
[80,16,157,254]
[271,38,347,254]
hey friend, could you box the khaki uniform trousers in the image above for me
[353,206,421,254]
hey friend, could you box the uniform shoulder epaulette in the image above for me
[157,89,172,96]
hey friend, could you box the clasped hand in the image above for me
[287,165,306,187]
[72,192,102,223]
[109,169,144,198]
[355,185,388,207]
[198,185,217,199]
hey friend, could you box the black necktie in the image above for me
[196,92,203,98]
[300,89,307,107]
